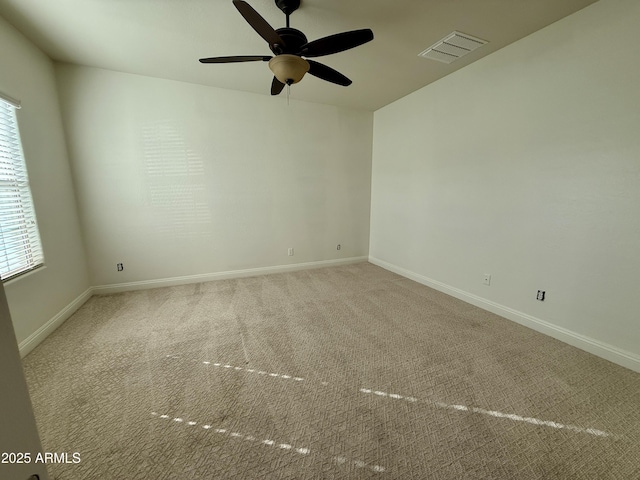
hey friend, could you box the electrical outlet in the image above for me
[288,248,294,256]
[537,290,545,301]
[483,274,491,286]
[117,263,124,272]
[337,244,341,251]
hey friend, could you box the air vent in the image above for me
[419,31,488,64]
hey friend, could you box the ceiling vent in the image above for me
[419,31,488,64]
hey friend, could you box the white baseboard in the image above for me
[92,257,369,295]
[369,256,640,373]
[18,257,368,357]
[19,287,94,358]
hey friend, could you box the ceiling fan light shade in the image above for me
[268,54,309,84]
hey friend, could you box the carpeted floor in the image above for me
[23,262,640,479]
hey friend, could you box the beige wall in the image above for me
[56,65,373,287]
[0,282,49,480]
[370,0,640,370]
[0,16,90,347]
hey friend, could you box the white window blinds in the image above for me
[0,97,44,281]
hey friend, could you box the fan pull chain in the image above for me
[287,84,290,105]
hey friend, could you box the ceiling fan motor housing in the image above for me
[270,28,307,55]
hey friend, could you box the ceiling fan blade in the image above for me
[307,60,352,86]
[271,77,285,95]
[199,55,271,63]
[298,29,373,58]
[233,0,286,49]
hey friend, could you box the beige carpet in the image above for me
[23,262,640,479]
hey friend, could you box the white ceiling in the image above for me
[0,0,598,111]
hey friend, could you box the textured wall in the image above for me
[370,0,640,362]
[0,16,89,345]
[56,65,373,286]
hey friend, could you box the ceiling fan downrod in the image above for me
[275,0,300,27]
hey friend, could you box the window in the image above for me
[0,95,44,281]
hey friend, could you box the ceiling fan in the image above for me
[199,0,374,95]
